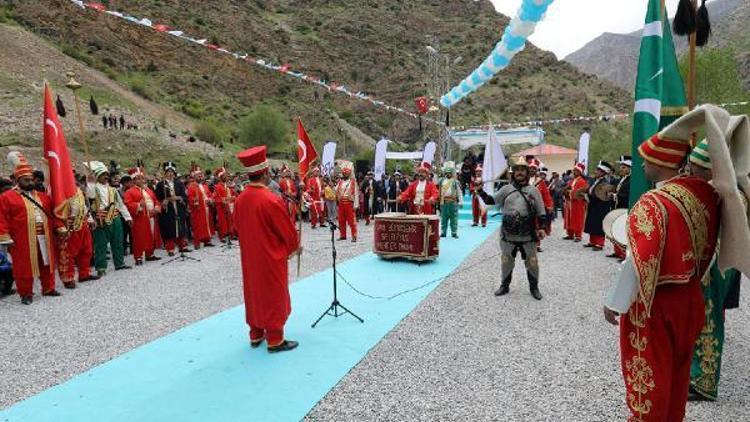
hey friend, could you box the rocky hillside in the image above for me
[565,0,745,91]
[2,0,631,164]
[0,22,243,174]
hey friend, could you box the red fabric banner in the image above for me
[43,83,77,219]
[297,119,318,177]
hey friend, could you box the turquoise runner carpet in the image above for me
[2,219,498,422]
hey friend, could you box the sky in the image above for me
[490,0,682,58]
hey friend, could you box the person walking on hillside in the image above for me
[235,146,301,353]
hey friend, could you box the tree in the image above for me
[237,104,290,151]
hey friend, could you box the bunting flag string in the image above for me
[449,112,631,131]
[66,1,444,126]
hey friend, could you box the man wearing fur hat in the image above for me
[86,161,133,277]
[155,162,191,256]
[0,152,66,304]
[439,162,462,238]
[477,157,547,300]
[583,161,615,251]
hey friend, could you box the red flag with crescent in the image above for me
[297,119,318,177]
[415,96,429,115]
[43,83,77,220]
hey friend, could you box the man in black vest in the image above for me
[607,156,631,260]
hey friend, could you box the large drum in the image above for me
[373,213,439,261]
[603,208,628,251]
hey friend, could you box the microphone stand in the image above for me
[312,219,364,328]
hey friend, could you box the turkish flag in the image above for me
[415,96,429,115]
[43,83,77,220]
[297,119,318,177]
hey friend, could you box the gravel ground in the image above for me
[0,222,374,409]
[307,225,750,421]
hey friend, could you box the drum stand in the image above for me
[312,220,364,328]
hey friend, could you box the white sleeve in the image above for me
[116,192,132,221]
[604,254,639,314]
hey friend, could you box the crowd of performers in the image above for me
[0,153,253,305]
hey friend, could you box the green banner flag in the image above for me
[629,0,689,206]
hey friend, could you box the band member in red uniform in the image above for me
[124,168,162,265]
[213,167,235,241]
[398,165,438,215]
[604,133,720,422]
[305,167,326,229]
[235,145,301,353]
[0,152,65,304]
[335,166,359,242]
[562,162,588,242]
[57,183,98,288]
[278,167,298,222]
[470,166,488,227]
[187,168,215,249]
[528,159,553,251]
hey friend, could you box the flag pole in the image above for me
[65,72,93,177]
[687,0,698,112]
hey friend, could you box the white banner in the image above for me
[374,139,388,181]
[577,131,591,172]
[386,151,423,160]
[321,142,337,176]
[483,126,508,194]
[422,141,437,166]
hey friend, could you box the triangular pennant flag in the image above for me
[89,95,99,115]
[56,95,67,118]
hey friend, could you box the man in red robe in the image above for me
[124,168,162,265]
[0,152,65,304]
[306,167,326,229]
[278,168,298,222]
[562,162,588,242]
[335,167,359,242]
[528,159,554,251]
[604,134,720,421]
[398,165,438,215]
[235,146,301,353]
[57,183,98,288]
[187,168,214,249]
[213,167,235,242]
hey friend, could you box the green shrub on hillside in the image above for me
[237,104,290,151]
[194,119,227,145]
[680,48,750,116]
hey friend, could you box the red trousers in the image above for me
[250,326,284,347]
[310,201,325,228]
[472,195,487,226]
[164,238,188,253]
[58,226,93,282]
[589,234,605,247]
[620,282,704,421]
[16,249,55,297]
[338,201,357,239]
[566,229,582,240]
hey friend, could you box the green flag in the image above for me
[629,0,689,206]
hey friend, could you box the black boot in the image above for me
[528,272,542,300]
[494,274,511,296]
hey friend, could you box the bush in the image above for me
[237,104,290,150]
[194,119,227,145]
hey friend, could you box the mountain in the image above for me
[565,0,745,91]
[2,0,631,165]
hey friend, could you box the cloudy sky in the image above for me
[490,0,682,58]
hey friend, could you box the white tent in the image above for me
[450,127,544,150]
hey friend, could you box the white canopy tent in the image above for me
[449,127,545,150]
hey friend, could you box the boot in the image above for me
[494,274,511,296]
[528,272,542,300]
